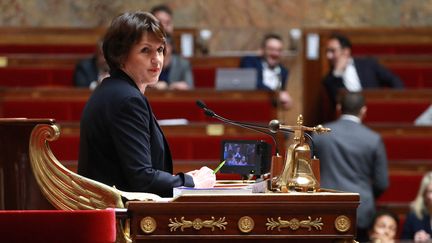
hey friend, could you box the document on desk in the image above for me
[173,185,253,197]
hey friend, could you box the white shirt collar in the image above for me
[340,114,361,123]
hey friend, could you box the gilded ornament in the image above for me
[334,215,351,232]
[169,216,227,232]
[266,216,323,231]
[238,216,254,233]
[140,216,157,234]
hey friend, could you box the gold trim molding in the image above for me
[140,216,157,234]
[238,216,254,233]
[266,216,323,231]
[334,215,351,232]
[168,216,227,232]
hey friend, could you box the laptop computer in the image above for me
[215,68,257,90]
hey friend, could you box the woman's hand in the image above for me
[414,230,431,242]
[187,166,216,188]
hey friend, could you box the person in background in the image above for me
[401,171,432,241]
[323,33,404,107]
[240,33,293,110]
[73,41,109,89]
[313,92,389,242]
[78,11,215,198]
[368,210,399,243]
[150,4,174,35]
[151,34,194,90]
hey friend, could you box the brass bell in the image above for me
[272,115,330,193]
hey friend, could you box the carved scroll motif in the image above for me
[266,216,323,231]
[168,216,227,232]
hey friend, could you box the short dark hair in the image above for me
[339,92,365,115]
[102,11,166,71]
[329,33,352,49]
[369,210,399,230]
[150,4,173,16]
[261,33,283,48]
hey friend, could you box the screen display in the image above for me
[222,142,257,167]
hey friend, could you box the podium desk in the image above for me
[128,191,359,242]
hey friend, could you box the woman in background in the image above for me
[401,171,432,241]
[368,210,399,242]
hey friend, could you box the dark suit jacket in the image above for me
[73,56,99,87]
[240,56,289,90]
[313,117,389,229]
[401,211,432,240]
[322,57,404,105]
[78,69,194,197]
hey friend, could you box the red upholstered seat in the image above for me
[389,66,432,88]
[0,209,116,243]
[383,136,432,160]
[0,44,96,54]
[352,44,432,55]
[192,67,216,88]
[377,174,422,203]
[364,101,430,123]
[1,100,86,121]
[0,67,74,87]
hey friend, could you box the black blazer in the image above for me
[73,56,99,87]
[401,211,432,240]
[240,56,289,90]
[322,57,404,105]
[78,69,194,197]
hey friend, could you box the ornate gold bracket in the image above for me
[266,216,323,231]
[168,216,227,232]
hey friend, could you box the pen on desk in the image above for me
[212,160,226,174]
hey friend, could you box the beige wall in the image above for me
[2,0,432,51]
[2,0,431,124]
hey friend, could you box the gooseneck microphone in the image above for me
[196,100,283,155]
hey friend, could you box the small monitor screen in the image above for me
[222,142,257,167]
[220,140,271,176]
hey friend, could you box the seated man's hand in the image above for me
[149,81,168,90]
[169,81,190,90]
[279,90,293,110]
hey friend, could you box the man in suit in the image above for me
[313,92,389,242]
[323,33,404,106]
[240,33,293,109]
[73,41,109,89]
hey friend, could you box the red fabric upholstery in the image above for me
[364,101,430,123]
[1,101,86,121]
[0,44,96,54]
[389,66,432,88]
[0,67,74,87]
[383,136,432,160]
[377,174,422,203]
[0,209,116,243]
[2,99,274,123]
[352,44,432,55]
[192,67,216,88]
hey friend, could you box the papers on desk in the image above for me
[173,185,253,197]
[158,118,189,126]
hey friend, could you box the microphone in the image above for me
[196,100,282,155]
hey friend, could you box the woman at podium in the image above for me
[77,11,215,198]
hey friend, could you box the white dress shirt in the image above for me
[334,58,362,92]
